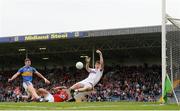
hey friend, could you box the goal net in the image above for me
[166,15,180,103]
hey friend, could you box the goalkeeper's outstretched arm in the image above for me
[96,49,104,69]
[85,56,91,72]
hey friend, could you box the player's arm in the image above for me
[34,70,50,84]
[8,72,21,82]
[53,86,67,90]
[96,49,104,69]
[85,56,91,72]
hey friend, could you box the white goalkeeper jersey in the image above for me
[85,68,103,86]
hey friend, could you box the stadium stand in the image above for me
[0,26,179,102]
[0,65,161,102]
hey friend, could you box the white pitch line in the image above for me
[0,110,179,111]
[63,104,120,109]
[0,104,179,111]
[0,104,48,109]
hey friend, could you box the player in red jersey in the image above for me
[37,86,70,102]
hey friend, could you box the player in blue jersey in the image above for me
[8,58,50,101]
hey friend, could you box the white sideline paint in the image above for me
[0,110,179,111]
[0,104,48,109]
[0,104,179,110]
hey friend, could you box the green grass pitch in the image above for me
[0,102,179,110]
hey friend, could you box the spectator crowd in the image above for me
[0,64,161,102]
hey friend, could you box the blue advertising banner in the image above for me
[0,32,88,43]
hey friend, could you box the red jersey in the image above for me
[53,90,68,102]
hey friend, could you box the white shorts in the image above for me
[23,81,33,96]
[44,93,54,102]
[78,79,93,89]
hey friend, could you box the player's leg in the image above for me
[21,95,30,100]
[75,82,93,92]
[68,83,84,102]
[69,83,84,97]
[23,81,40,100]
[73,83,93,102]
[75,86,92,92]
[37,88,53,102]
[21,91,31,101]
[27,85,40,100]
[22,82,33,101]
[70,82,84,90]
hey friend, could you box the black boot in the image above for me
[67,98,76,102]
[67,89,76,102]
[70,89,75,98]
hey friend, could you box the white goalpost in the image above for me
[162,0,180,105]
[161,0,166,104]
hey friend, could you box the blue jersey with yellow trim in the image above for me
[18,66,37,82]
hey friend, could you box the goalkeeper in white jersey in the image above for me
[68,49,104,101]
